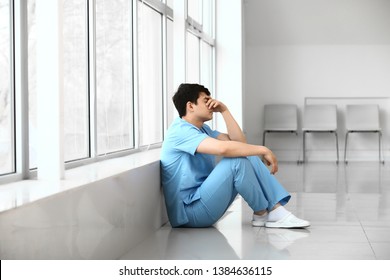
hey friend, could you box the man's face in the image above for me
[192,92,213,121]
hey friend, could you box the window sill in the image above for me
[0,148,161,213]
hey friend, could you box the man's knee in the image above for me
[219,156,250,166]
[223,156,263,168]
[217,157,254,175]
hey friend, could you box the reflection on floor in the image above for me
[122,162,390,260]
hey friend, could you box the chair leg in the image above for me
[334,131,339,164]
[344,131,350,164]
[302,131,306,163]
[294,131,300,164]
[379,131,384,164]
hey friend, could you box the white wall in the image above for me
[244,0,390,161]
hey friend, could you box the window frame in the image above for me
[0,0,214,184]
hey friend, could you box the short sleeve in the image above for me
[174,126,209,156]
[202,123,221,139]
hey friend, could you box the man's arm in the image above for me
[197,138,278,174]
[206,98,246,143]
[203,97,278,173]
[218,109,247,143]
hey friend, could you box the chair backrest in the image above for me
[346,104,381,131]
[263,104,298,131]
[303,104,337,131]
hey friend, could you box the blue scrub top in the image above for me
[160,117,220,227]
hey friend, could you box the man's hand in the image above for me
[206,98,228,113]
[262,147,279,174]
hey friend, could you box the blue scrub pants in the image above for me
[183,156,291,227]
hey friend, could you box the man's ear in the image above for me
[186,101,194,113]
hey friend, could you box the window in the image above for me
[186,0,215,127]
[166,0,174,8]
[202,0,213,37]
[201,41,213,90]
[63,0,89,161]
[166,18,175,126]
[138,2,163,146]
[186,32,200,83]
[28,0,90,165]
[186,0,214,91]
[27,0,37,168]
[96,0,133,155]
[187,0,201,24]
[0,0,13,175]
[1,0,215,183]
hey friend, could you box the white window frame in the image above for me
[0,0,215,184]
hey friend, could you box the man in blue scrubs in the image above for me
[161,83,310,228]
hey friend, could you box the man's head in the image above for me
[172,83,211,118]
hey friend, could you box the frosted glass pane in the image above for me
[188,0,201,24]
[63,0,89,161]
[201,41,212,91]
[138,3,163,145]
[0,0,13,175]
[167,0,174,8]
[186,32,200,83]
[203,0,213,37]
[28,0,37,168]
[96,0,133,154]
[166,19,175,127]
[28,0,89,165]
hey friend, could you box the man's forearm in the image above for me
[221,109,246,143]
[218,141,266,157]
[197,138,278,174]
[219,141,278,174]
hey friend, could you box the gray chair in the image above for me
[344,104,384,164]
[302,104,339,163]
[263,104,299,161]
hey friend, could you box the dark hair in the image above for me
[172,83,211,117]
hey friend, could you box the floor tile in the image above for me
[364,227,390,242]
[371,243,390,259]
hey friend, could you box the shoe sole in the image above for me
[251,221,266,227]
[265,222,310,228]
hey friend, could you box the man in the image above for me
[161,83,309,228]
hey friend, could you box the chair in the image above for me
[263,104,299,159]
[302,104,339,163]
[344,104,384,164]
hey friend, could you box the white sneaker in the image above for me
[251,214,268,227]
[265,213,310,228]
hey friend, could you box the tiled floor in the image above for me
[121,162,390,260]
